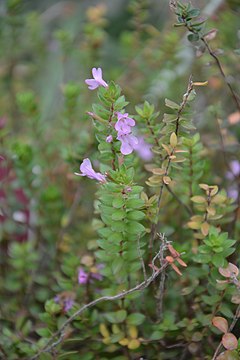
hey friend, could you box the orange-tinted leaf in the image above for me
[163,176,171,184]
[167,244,179,257]
[148,264,159,271]
[187,221,201,230]
[171,263,182,276]
[166,256,174,263]
[176,257,187,267]
[228,263,239,276]
[201,222,210,236]
[212,317,228,334]
[222,333,238,350]
[228,111,240,125]
[219,263,239,278]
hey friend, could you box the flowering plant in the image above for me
[0,1,239,360]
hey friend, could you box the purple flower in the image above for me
[228,187,238,201]
[230,160,240,177]
[54,294,74,312]
[117,132,138,155]
[133,136,153,161]
[106,135,113,143]
[78,265,103,284]
[78,267,88,284]
[226,160,240,180]
[85,67,108,90]
[115,112,135,134]
[75,158,106,183]
[64,298,74,311]
[91,272,103,281]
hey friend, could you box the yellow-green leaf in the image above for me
[191,196,206,204]
[201,222,210,236]
[170,132,178,148]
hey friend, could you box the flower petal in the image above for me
[85,79,99,90]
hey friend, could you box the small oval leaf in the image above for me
[212,317,228,334]
[222,333,238,350]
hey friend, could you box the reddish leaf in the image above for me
[167,244,179,257]
[212,317,228,334]
[176,257,187,267]
[171,263,182,276]
[219,263,239,278]
[166,256,174,263]
[222,333,238,350]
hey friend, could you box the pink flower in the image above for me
[115,112,135,134]
[106,135,113,143]
[78,268,88,284]
[117,132,138,155]
[75,158,106,183]
[133,136,153,161]
[85,67,108,90]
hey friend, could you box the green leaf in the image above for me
[187,8,200,18]
[127,210,145,221]
[104,310,127,324]
[188,33,200,42]
[112,257,124,275]
[111,221,126,232]
[112,210,126,221]
[112,197,125,208]
[45,300,61,315]
[36,328,52,338]
[212,254,224,268]
[127,313,146,325]
[165,98,180,110]
[39,354,53,360]
[126,222,145,235]
[110,332,125,343]
[114,96,129,110]
[126,198,144,209]
[202,294,221,306]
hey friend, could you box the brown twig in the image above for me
[201,37,240,113]
[165,184,192,215]
[180,13,240,112]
